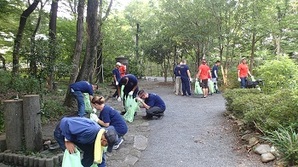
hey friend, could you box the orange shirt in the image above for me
[198,64,210,80]
[238,63,249,77]
[119,65,126,78]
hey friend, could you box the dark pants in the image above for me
[146,106,165,118]
[240,77,247,88]
[54,124,106,167]
[181,77,191,96]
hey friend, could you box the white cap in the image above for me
[116,62,121,66]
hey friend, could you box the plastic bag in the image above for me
[194,81,203,95]
[62,149,82,167]
[208,80,215,94]
[123,95,139,122]
[84,93,93,113]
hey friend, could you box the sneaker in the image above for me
[113,138,124,150]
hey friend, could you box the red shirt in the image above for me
[238,63,249,77]
[119,65,126,78]
[198,64,210,80]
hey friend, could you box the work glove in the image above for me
[238,78,241,82]
[115,81,119,86]
[128,91,133,96]
[90,113,99,123]
[117,97,122,101]
[92,108,97,113]
[195,78,198,82]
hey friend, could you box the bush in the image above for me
[244,89,298,131]
[264,125,298,166]
[256,56,298,94]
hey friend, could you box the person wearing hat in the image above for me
[112,62,122,98]
[136,89,166,120]
[237,58,253,88]
[54,117,118,167]
[69,81,98,117]
[197,59,212,98]
[90,96,128,150]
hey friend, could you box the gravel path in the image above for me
[134,82,272,167]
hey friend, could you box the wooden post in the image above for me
[22,95,43,151]
[3,99,24,151]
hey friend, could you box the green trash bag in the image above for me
[123,95,139,123]
[208,80,215,94]
[62,149,82,167]
[84,93,93,113]
[194,81,203,95]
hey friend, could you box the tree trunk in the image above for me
[48,0,59,90]
[64,0,85,108]
[95,0,113,83]
[12,0,40,75]
[29,3,44,77]
[77,0,98,81]
[250,32,256,73]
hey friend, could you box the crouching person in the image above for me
[54,117,118,167]
[90,96,128,150]
[136,89,166,120]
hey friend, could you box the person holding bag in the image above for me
[54,117,118,167]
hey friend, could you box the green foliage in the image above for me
[41,96,68,121]
[264,125,298,166]
[0,70,41,94]
[256,56,298,94]
[222,88,262,118]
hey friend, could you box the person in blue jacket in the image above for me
[69,81,98,117]
[136,89,166,120]
[117,74,139,114]
[112,62,122,98]
[54,117,118,167]
[90,96,128,150]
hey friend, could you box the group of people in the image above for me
[174,59,221,98]
[55,62,166,167]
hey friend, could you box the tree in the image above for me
[12,0,40,75]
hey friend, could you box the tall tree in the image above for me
[76,0,99,81]
[47,0,59,90]
[12,0,40,75]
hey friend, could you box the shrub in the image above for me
[244,89,298,131]
[264,125,298,166]
[256,56,298,94]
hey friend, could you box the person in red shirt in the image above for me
[237,58,252,88]
[119,63,127,78]
[196,59,212,98]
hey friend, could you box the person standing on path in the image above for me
[69,81,98,117]
[174,62,183,96]
[237,58,253,88]
[54,117,118,167]
[211,60,221,93]
[136,89,166,120]
[179,60,192,96]
[117,74,139,114]
[90,96,128,150]
[112,62,122,98]
[197,59,212,98]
